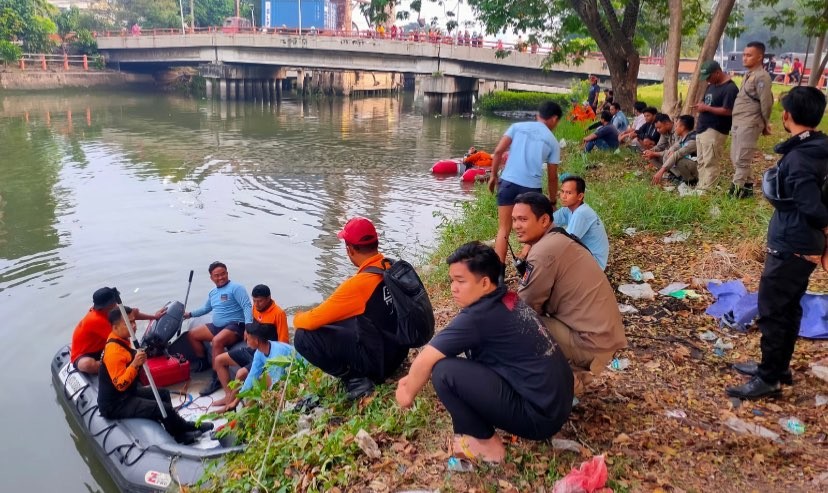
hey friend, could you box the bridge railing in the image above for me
[94,27,677,67]
[94,26,560,54]
[16,53,104,71]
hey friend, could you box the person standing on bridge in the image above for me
[488,101,563,281]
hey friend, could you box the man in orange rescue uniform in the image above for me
[293,217,408,400]
[71,287,166,374]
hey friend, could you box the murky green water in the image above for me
[0,90,510,491]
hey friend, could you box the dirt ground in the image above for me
[345,233,828,493]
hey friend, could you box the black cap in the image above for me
[93,287,120,310]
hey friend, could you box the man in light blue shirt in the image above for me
[184,261,253,395]
[213,322,299,413]
[488,101,562,270]
[553,176,610,270]
[610,102,629,132]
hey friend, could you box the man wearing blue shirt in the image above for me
[488,101,562,268]
[184,261,253,395]
[587,75,600,112]
[553,176,610,270]
[609,103,629,132]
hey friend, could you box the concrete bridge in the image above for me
[97,32,666,112]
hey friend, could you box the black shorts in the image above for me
[72,351,102,369]
[206,322,244,337]
[228,346,255,370]
[496,179,542,207]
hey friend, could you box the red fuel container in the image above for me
[139,354,190,387]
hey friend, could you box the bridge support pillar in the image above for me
[275,79,283,102]
[268,79,276,103]
[219,79,228,101]
[296,69,304,93]
[228,80,237,100]
[419,75,476,115]
[205,79,213,99]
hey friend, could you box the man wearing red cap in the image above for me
[293,217,408,400]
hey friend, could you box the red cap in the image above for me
[337,217,378,245]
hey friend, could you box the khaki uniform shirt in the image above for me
[732,67,773,127]
[652,129,677,154]
[517,228,627,353]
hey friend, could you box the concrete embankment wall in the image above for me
[0,70,153,91]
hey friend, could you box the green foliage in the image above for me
[0,0,57,52]
[73,29,98,55]
[54,6,80,37]
[194,0,236,28]
[0,39,21,63]
[111,0,181,29]
[476,90,570,113]
[745,0,827,50]
[198,356,437,492]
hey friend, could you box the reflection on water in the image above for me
[0,90,512,492]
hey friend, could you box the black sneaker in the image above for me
[343,377,374,401]
[732,360,793,385]
[726,375,782,400]
[199,373,222,396]
[186,420,215,433]
[728,183,754,199]
[174,431,199,445]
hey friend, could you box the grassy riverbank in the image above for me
[199,84,828,492]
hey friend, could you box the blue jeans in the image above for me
[585,139,611,152]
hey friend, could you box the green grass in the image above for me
[197,358,436,492]
[476,90,570,113]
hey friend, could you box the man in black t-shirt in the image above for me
[395,242,572,464]
[692,60,739,191]
[631,106,660,152]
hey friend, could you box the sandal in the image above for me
[454,435,503,466]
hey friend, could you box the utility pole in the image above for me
[190,0,195,30]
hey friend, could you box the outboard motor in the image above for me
[141,301,184,357]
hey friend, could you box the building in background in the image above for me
[261,0,339,31]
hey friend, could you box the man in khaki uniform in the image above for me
[730,41,774,198]
[512,192,627,395]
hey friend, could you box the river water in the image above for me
[0,90,510,492]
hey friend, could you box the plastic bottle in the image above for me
[779,417,805,435]
[630,266,643,282]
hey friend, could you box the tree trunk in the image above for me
[681,0,736,114]
[809,33,826,88]
[662,0,683,117]
[567,0,642,110]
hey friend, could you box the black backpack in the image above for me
[364,258,435,348]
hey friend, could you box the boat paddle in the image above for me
[115,292,168,419]
[176,270,194,338]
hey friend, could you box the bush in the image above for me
[0,41,22,65]
[476,90,570,113]
[73,29,98,55]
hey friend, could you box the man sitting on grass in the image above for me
[513,192,627,395]
[651,114,699,186]
[396,242,573,464]
[553,176,610,270]
[582,111,619,152]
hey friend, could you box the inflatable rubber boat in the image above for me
[52,306,243,492]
